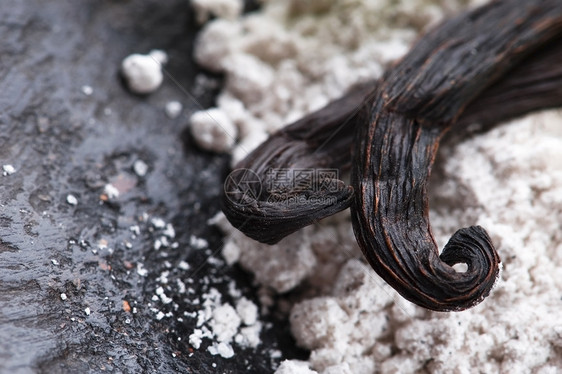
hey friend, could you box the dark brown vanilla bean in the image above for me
[455,35,562,135]
[351,0,562,311]
[222,82,374,244]
[222,0,562,310]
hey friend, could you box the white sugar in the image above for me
[66,194,78,206]
[2,164,16,176]
[121,50,167,94]
[165,101,183,119]
[133,160,148,177]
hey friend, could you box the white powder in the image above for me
[194,0,562,372]
[189,108,238,153]
[136,262,148,277]
[207,341,235,358]
[164,100,183,119]
[236,297,258,326]
[121,50,167,94]
[189,328,207,349]
[275,360,319,374]
[2,164,16,176]
[187,284,263,358]
[235,322,262,348]
[133,159,148,177]
[189,235,208,250]
[222,226,318,293]
[81,85,93,96]
[66,194,78,206]
[103,183,120,199]
[151,217,166,229]
[210,304,241,342]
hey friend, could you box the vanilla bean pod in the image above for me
[352,0,562,311]
[222,82,373,244]
[222,0,562,310]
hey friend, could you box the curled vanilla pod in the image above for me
[351,0,562,311]
[222,82,374,244]
[222,0,562,309]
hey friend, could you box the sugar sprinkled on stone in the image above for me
[103,183,119,199]
[66,194,78,206]
[121,50,167,94]
[189,108,237,153]
[133,160,148,177]
[2,165,16,176]
[165,101,183,119]
[81,85,93,96]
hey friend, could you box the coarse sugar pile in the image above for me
[189,0,562,373]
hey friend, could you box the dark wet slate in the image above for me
[0,1,305,373]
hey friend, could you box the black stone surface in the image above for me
[0,1,305,373]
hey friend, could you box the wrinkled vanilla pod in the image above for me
[352,0,562,311]
[222,82,374,244]
[222,0,562,310]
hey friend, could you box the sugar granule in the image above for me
[189,108,237,153]
[2,164,16,176]
[81,85,93,96]
[165,101,183,119]
[133,159,148,177]
[66,194,78,206]
[103,183,119,199]
[207,341,235,359]
[121,50,167,94]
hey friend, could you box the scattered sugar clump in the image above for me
[164,100,183,119]
[191,0,437,164]
[2,164,16,176]
[189,235,208,250]
[187,285,263,359]
[210,304,241,342]
[133,159,148,177]
[196,0,562,372]
[218,220,318,293]
[103,183,120,199]
[66,194,78,206]
[189,108,237,153]
[236,297,258,326]
[81,85,93,96]
[121,50,168,94]
[208,341,235,358]
[275,360,319,374]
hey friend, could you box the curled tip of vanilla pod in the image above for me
[222,0,562,311]
[221,83,372,244]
